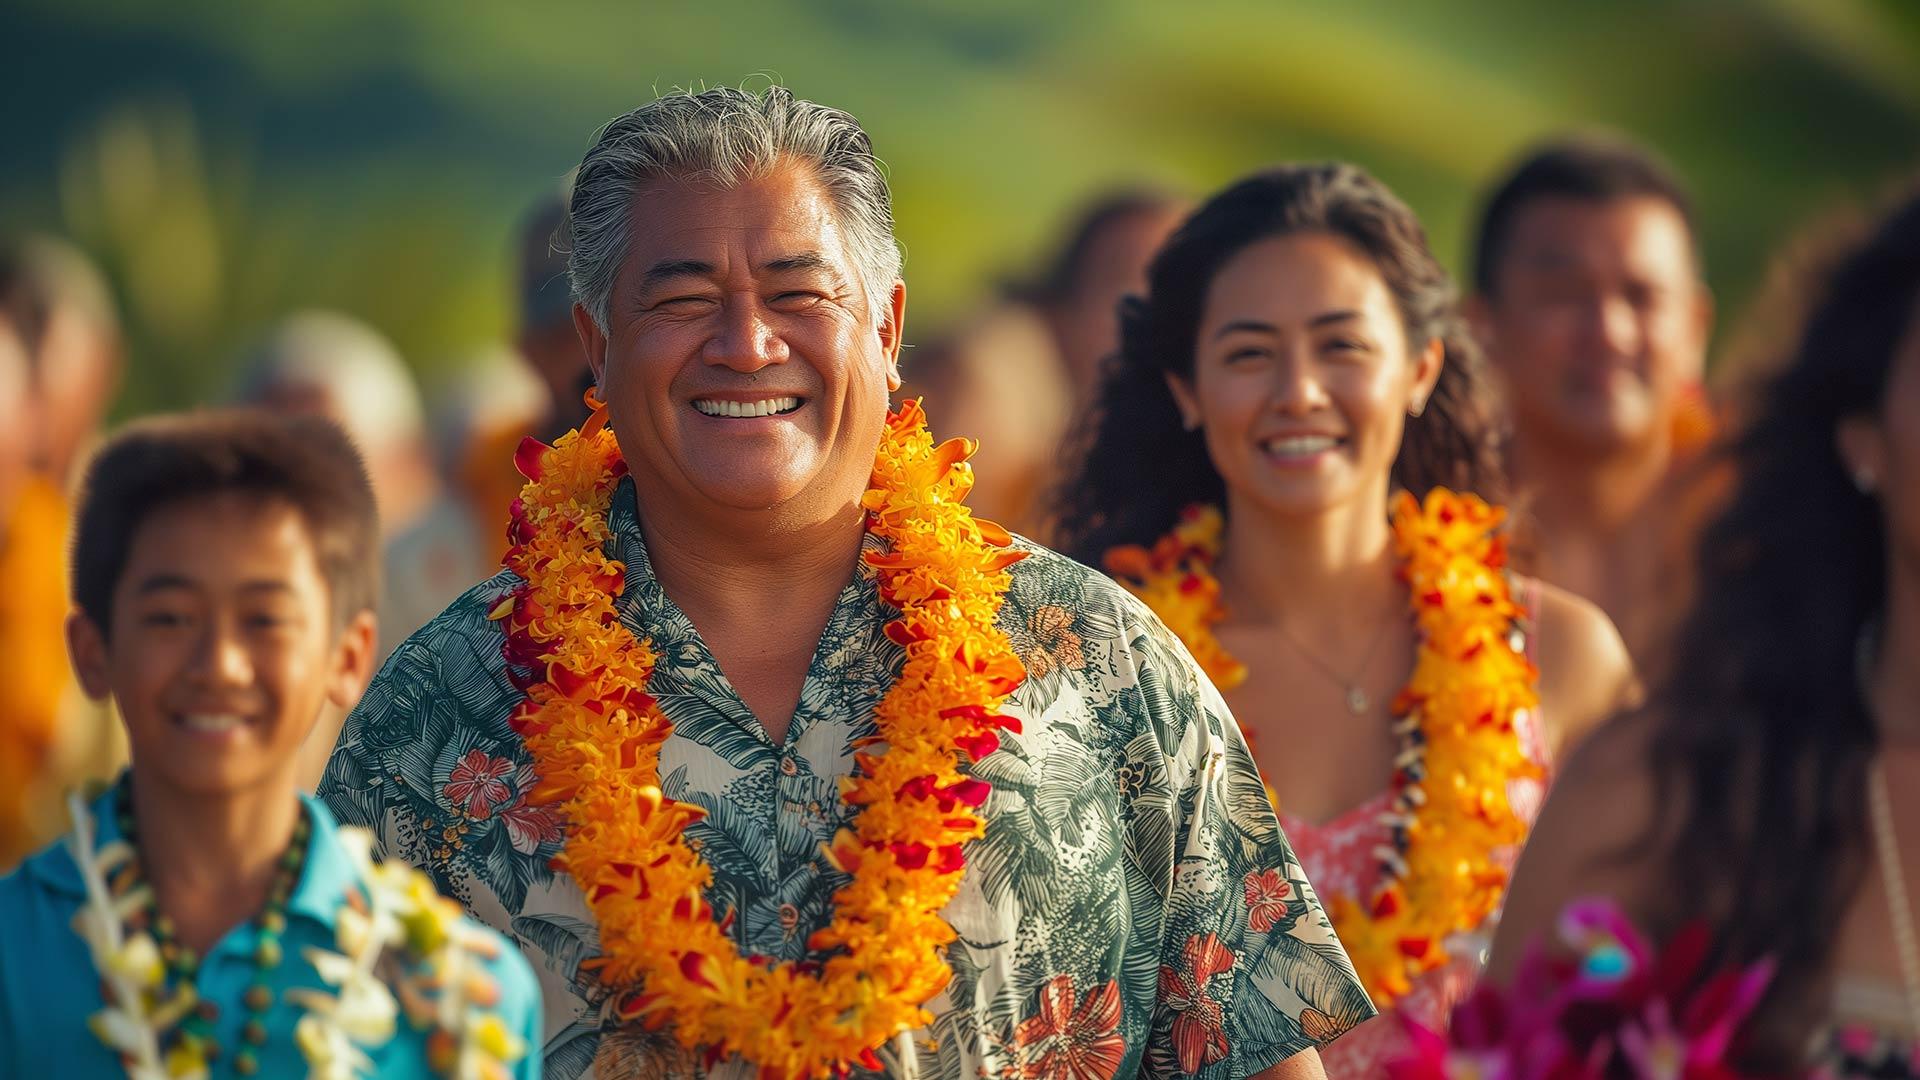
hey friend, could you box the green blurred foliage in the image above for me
[2,0,1916,417]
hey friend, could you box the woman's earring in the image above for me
[1408,396,1427,419]
[1854,466,1878,494]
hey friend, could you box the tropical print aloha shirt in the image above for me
[319,478,1374,1079]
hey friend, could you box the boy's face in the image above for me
[68,492,376,798]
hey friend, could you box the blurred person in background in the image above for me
[517,192,597,442]
[1054,164,1636,1076]
[427,345,548,570]
[914,189,1185,533]
[1489,180,1920,1079]
[234,310,448,784]
[0,235,124,487]
[1466,135,1716,659]
[0,241,126,870]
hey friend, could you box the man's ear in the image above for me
[65,610,112,701]
[573,303,609,390]
[880,281,907,393]
[326,610,380,712]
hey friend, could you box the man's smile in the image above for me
[690,395,805,418]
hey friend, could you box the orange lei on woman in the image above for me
[493,397,1026,1079]
[1105,489,1541,1005]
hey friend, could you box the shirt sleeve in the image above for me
[1119,591,1377,1077]
[318,574,525,884]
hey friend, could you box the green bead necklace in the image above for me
[112,783,311,1078]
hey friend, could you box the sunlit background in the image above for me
[3,0,1918,416]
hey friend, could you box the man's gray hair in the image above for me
[568,85,902,332]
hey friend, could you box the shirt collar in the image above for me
[26,784,356,932]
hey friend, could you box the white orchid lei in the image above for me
[66,793,526,1080]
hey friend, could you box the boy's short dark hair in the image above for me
[71,409,379,633]
[1471,133,1699,297]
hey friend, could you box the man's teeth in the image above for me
[180,714,244,733]
[692,396,801,418]
[1264,435,1339,455]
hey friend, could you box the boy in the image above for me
[0,410,541,1078]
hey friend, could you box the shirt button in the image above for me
[779,755,799,777]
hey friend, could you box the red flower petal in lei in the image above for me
[898,775,938,801]
[884,620,931,647]
[513,436,550,482]
[1399,937,1432,959]
[934,844,965,874]
[954,732,999,760]
[857,1047,884,1072]
[507,701,547,737]
[939,778,991,807]
[548,663,596,699]
[890,841,931,869]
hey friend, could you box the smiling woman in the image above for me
[1055,163,1638,1077]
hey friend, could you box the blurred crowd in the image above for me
[0,129,1756,868]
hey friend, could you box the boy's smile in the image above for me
[68,492,371,797]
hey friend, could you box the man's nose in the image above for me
[1580,293,1642,360]
[702,297,791,372]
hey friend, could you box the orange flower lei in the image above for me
[493,397,1026,1078]
[1105,489,1541,1005]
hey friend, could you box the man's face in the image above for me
[1476,196,1708,455]
[67,493,374,799]
[576,161,905,522]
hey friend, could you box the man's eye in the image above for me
[1224,347,1267,364]
[139,611,190,628]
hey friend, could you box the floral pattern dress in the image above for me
[320,478,1374,1079]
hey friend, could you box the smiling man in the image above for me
[321,86,1370,1079]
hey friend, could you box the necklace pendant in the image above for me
[1346,685,1370,715]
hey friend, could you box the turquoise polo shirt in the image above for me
[0,789,543,1079]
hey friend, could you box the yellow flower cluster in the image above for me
[1103,505,1247,692]
[1325,489,1541,1004]
[498,398,1025,1079]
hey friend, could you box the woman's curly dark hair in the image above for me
[1645,181,1920,1069]
[1050,162,1506,564]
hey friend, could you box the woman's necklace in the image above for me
[112,781,310,1078]
[1267,600,1402,716]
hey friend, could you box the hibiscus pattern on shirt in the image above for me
[320,477,1373,1079]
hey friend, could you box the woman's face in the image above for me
[1840,296,1920,568]
[1169,231,1442,520]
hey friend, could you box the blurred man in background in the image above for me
[1467,135,1715,659]
[912,189,1186,533]
[517,191,596,441]
[2,236,122,488]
